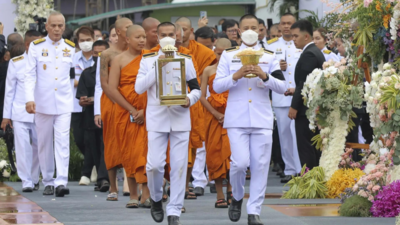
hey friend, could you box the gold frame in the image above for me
[157,57,187,106]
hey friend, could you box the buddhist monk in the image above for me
[175,16,217,199]
[99,17,133,202]
[107,25,151,208]
[142,17,160,50]
[201,38,232,208]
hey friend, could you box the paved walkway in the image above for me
[3,170,397,225]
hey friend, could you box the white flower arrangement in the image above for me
[391,1,400,40]
[12,0,54,35]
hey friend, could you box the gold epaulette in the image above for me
[264,49,273,55]
[143,52,158,58]
[225,46,239,52]
[33,38,45,45]
[323,50,331,54]
[64,39,75,47]
[267,37,278,45]
[98,52,101,56]
[177,52,192,59]
[12,55,24,62]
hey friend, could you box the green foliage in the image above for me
[267,0,299,18]
[69,130,84,181]
[339,195,372,217]
[300,9,339,31]
[282,165,328,199]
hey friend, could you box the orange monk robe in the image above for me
[114,53,148,183]
[187,40,217,167]
[101,68,122,170]
[204,74,231,180]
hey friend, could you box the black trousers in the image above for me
[295,115,321,170]
[271,120,285,169]
[84,129,109,184]
[346,111,362,162]
[71,113,85,154]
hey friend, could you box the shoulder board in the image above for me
[263,49,274,55]
[64,39,75,47]
[33,38,45,45]
[267,37,278,45]
[177,52,192,59]
[143,52,158,58]
[98,52,101,56]
[12,55,24,62]
[323,50,331,54]
[225,46,239,53]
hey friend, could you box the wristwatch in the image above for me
[262,73,269,82]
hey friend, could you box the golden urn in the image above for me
[234,48,264,78]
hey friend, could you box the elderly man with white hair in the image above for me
[24,11,76,197]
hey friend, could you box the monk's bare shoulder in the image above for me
[203,64,217,77]
[100,49,112,77]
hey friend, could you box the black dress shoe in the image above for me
[276,168,283,176]
[193,187,204,196]
[281,175,292,183]
[64,187,70,195]
[43,186,54,195]
[209,184,217,193]
[168,216,182,225]
[228,197,243,222]
[22,187,33,192]
[33,183,39,191]
[55,185,68,197]
[248,214,264,225]
[150,198,164,223]
[98,180,110,192]
[272,163,281,172]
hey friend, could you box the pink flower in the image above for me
[364,0,373,7]
[375,172,383,178]
[353,184,359,191]
[358,190,368,197]
[367,184,373,190]
[390,131,398,139]
[368,195,374,202]
[386,139,392,147]
[340,58,347,65]
[334,62,341,68]
[372,185,381,192]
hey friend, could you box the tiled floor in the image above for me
[0,183,62,225]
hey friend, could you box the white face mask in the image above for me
[159,37,176,48]
[79,41,93,52]
[241,30,259,45]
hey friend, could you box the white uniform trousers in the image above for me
[192,143,208,188]
[147,131,189,217]
[35,113,71,187]
[273,107,301,175]
[13,121,40,188]
[227,128,272,215]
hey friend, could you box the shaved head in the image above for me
[126,25,144,37]
[215,38,231,49]
[142,17,160,30]
[175,17,193,44]
[175,23,184,48]
[143,17,160,50]
[115,17,133,30]
[175,17,192,28]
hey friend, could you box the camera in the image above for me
[29,16,47,36]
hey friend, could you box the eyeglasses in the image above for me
[227,29,238,34]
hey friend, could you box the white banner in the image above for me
[0,0,17,37]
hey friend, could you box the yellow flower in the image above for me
[326,168,365,198]
[376,1,382,11]
[383,14,391,29]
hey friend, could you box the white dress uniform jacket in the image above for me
[72,51,94,113]
[322,46,341,62]
[213,43,286,130]
[266,37,302,107]
[135,49,201,132]
[94,57,102,115]
[25,36,75,115]
[3,53,34,123]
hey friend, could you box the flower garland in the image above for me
[326,168,365,198]
[390,1,400,40]
[12,0,54,35]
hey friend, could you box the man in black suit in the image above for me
[286,20,325,170]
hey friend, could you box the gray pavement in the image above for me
[6,171,396,225]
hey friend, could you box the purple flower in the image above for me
[386,32,390,37]
[370,180,400,217]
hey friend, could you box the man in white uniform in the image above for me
[135,22,201,225]
[266,13,302,183]
[25,11,75,197]
[214,14,286,225]
[1,30,42,192]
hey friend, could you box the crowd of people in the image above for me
[0,9,372,225]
